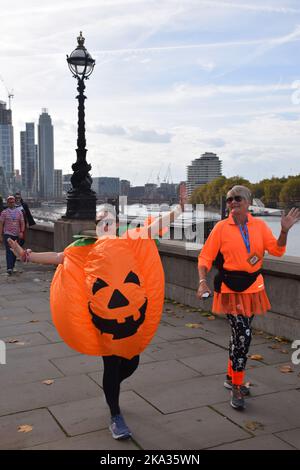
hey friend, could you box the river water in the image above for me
[31,204,299,257]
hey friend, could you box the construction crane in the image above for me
[163,163,173,184]
[0,75,14,109]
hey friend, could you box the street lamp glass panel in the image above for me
[68,49,94,78]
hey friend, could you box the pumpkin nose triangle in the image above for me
[108,289,129,309]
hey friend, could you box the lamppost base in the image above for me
[64,191,97,220]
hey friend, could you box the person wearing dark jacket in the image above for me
[14,192,35,246]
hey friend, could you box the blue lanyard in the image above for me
[238,223,250,254]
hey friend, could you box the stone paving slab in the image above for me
[123,405,250,450]
[51,355,103,376]
[134,374,229,413]
[0,409,65,450]
[210,434,295,450]
[3,332,51,350]
[146,337,223,361]
[7,342,80,362]
[0,375,101,415]
[26,430,139,450]
[179,351,231,376]
[1,356,64,386]
[275,428,300,449]
[0,320,61,343]
[211,390,300,436]
[0,308,50,326]
[246,363,300,394]
[247,343,293,365]
[49,390,160,437]
[88,359,200,391]
[0,298,51,314]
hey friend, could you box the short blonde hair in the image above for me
[227,185,252,203]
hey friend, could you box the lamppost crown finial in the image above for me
[77,31,85,47]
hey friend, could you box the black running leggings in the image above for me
[227,314,254,371]
[102,355,140,416]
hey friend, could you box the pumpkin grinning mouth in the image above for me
[88,298,148,339]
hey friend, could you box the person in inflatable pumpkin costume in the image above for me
[8,203,183,440]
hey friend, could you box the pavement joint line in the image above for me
[273,431,300,450]
[176,359,205,376]
[0,406,49,419]
[47,358,68,376]
[207,404,255,437]
[86,373,104,389]
[130,390,166,415]
[202,434,270,450]
[47,407,73,438]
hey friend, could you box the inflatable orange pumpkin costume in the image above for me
[50,231,164,359]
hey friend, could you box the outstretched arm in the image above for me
[146,204,183,238]
[8,238,64,265]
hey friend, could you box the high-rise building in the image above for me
[120,179,130,196]
[62,173,72,194]
[98,177,120,197]
[0,100,14,182]
[54,169,63,199]
[20,123,38,196]
[187,152,222,197]
[38,108,54,199]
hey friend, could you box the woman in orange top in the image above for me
[197,185,300,410]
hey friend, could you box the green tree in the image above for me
[279,177,300,206]
[263,179,284,206]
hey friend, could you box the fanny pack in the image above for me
[213,250,261,293]
[214,268,262,293]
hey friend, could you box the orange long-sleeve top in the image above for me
[198,213,286,293]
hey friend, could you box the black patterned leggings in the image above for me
[102,355,140,417]
[227,314,254,371]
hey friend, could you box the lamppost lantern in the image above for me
[67,32,95,79]
[64,32,97,220]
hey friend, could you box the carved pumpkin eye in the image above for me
[92,278,108,295]
[124,271,140,286]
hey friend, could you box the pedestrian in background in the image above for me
[197,185,300,410]
[0,195,25,275]
[14,192,36,247]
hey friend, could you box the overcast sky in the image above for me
[1,0,300,185]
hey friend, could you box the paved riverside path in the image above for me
[0,249,300,450]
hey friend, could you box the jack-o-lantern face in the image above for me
[51,235,165,358]
[88,269,148,340]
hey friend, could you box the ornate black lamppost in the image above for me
[65,31,96,219]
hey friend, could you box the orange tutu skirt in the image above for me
[212,290,271,317]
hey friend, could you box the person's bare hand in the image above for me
[281,207,300,233]
[196,280,212,299]
[8,238,24,258]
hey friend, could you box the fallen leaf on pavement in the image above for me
[279,365,293,373]
[42,380,54,385]
[29,320,39,323]
[280,349,289,354]
[249,354,264,361]
[207,316,215,321]
[274,336,289,344]
[185,323,202,329]
[7,339,19,344]
[269,344,281,350]
[18,425,33,433]
[244,421,264,431]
